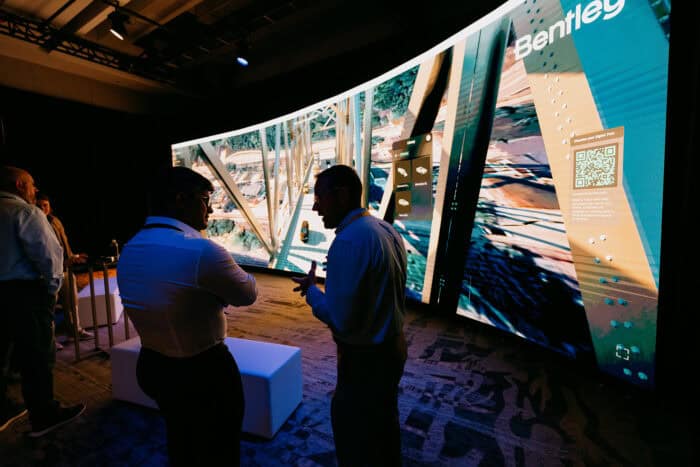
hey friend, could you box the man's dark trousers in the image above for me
[0,280,59,421]
[332,332,408,467]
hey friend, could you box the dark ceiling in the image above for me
[0,0,508,108]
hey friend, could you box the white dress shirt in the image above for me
[306,208,408,345]
[117,216,257,358]
[0,191,64,294]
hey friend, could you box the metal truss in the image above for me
[188,93,377,267]
[0,9,175,85]
[199,141,274,256]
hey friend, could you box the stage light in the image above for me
[236,39,250,67]
[108,11,130,41]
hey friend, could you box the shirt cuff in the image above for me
[48,277,62,295]
[306,284,320,305]
[306,284,326,320]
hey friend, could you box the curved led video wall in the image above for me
[172,0,670,389]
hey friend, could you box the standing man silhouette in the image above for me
[292,164,408,466]
[0,165,85,437]
[117,166,257,466]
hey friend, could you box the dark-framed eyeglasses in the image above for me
[197,195,211,208]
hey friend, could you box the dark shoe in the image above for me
[0,406,28,432]
[28,403,85,438]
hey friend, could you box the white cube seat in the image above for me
[77,276,123,327]
[111,336,303,439]
[110,337,157,409]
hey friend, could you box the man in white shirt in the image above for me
[117,166,257,467]
[292,164,408,466]
[0,166,85,437]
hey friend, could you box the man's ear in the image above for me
[15,178,30,197]
[171,192,190,214]
[336,186,350,204]
[174,192,187,206]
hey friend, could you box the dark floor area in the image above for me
[1,271,695,466]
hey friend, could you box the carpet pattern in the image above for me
[0,273,693,466]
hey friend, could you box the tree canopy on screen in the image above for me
[373,67,418,120]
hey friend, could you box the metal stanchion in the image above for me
[124,307,130,340]
[88,264,100,350]
[66,265,81,361]
[102,261,115,347]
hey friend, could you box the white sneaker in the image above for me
[28,403,86,438]
[0,407,28,432]
[77,329,94,341]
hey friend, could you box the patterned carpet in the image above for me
[0,272,693,466]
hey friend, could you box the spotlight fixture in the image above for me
[108,11,130,41]
[236,39,250,67]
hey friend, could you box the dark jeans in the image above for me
[0,280,59,420]
[332,332,408,467]
[136,343,245,467]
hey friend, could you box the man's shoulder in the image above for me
[198,236,232,258]
[48,215,64,229]
[334,215,385,248]
[357,216,404,252]
[120,233,221,268]
[1,195,29,211]
[341,213,379,232]
[137,230,226,256]
[2,203,54,239]
[357,214,398,235]
[13,201,45,220]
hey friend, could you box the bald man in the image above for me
[0,166,85,437]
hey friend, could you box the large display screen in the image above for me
[172,0,670,389]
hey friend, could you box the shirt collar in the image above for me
[145,216,202,238]
[0,191,26,204]
[335,207,367,234]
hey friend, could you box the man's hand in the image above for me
[291,261,317,297]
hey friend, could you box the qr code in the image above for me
[574,144,618,189]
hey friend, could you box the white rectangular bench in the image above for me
[111,336,303,439]
[77,276,123,327]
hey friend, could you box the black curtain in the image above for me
[656,2,699,413]
[0,86,171,256]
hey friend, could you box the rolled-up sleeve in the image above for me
[17,207,63,294]
[197,240,257,306]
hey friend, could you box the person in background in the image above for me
[0,165,86,437]
[117,166,258,467]
[36,192,93,347]
[292,164,408,466]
